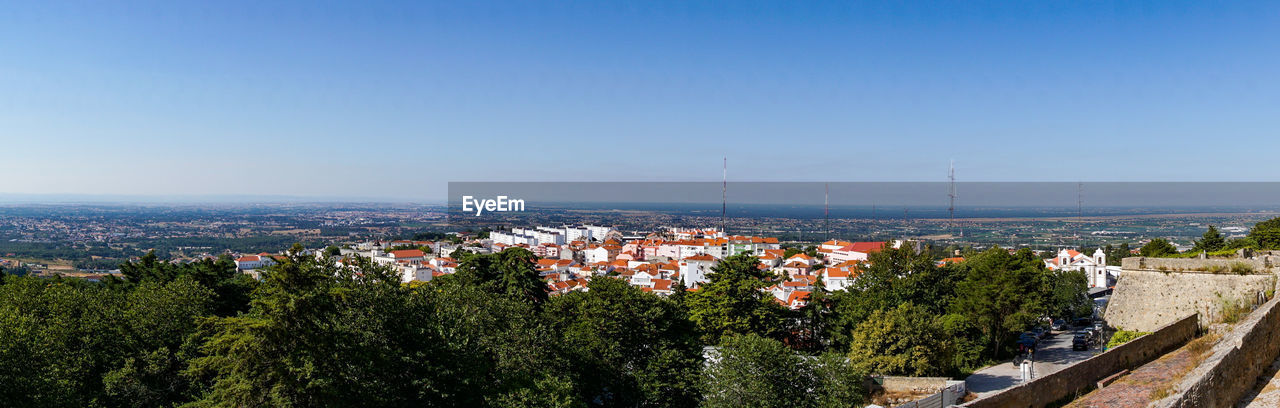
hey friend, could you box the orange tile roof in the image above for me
[652,279,673,291]
[839,242,886,253]
[787,291,811,306]
[390,249,426,258]
[822,267,850,278]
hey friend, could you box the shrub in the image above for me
[1106,330,1149,348]
[1230,262,1255,275]
[1216,295,1251,324]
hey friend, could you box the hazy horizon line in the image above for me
[0,192,447,205]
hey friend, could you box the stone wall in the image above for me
[957,314,1198,408]
[1122,256,1276,273]
[1153,294,1280,407]
[1105,261,1275,332]
[880,376,954,394]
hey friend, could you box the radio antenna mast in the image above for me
[1078,181,1084,240]
[721,157,727,236]
[1077,181,1084,218]
[825,183,830,241]
[948,160,958,237]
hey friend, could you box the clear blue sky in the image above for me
[2,1,1278,202]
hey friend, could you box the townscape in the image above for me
[7,1,1280,407]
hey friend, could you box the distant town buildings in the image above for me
[212,221,1136,313]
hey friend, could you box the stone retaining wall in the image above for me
[1153,294,1280,407]
[880,376,954,394]
[1105,265,1275,332]
[1121,256,1276,273]
[957,314,1198,408]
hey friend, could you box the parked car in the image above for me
[1077,329,1096,341]
[1051,319,1066,331]
[1031,327,1048,339]
[1072,334,1090,351]
[1018,333,1038,347]
[1073,317,1091,327]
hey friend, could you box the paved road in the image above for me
[966,330,1100,397]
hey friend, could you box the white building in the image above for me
[583,225,615,241]
[819,267,854,291]
[679,254,718,288]
[234,254,277,271]
[374,249,427,266]
[398,264,434,283]
[585,245,612,264]
[1045,248,1119,288]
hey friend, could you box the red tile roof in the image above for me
[839,241,886,253]
[390,249,426,258]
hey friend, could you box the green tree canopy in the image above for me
[950,247,1050,360]
[1048,270,1093,319]
[685,254,786,344]
[1249,217,1280,249]
[0,275,215,407]
[449,247,549,305]
[701,334,865,408]
[543,277,702,407]
[1194,226,1227,252]
[1139,238,1179,257]
[846,303,956,377]
[825,244,960,350]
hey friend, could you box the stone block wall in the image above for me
[1154,294,1280,407]
[1104,266,1275,332]
[1121,256,1275,273]
[880,376,954,394]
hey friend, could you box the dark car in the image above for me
[1018,335,1038,354]
[1073,317,1092,327]
[1051,319,1066,331]
[1072,334,1090,351]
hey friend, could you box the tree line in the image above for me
[0,242,1089,407]
[1130,217,1280,258]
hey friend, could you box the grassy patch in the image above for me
[1107,330,1151,348]
[1231,262,1256,275]
[1216,294,1252,324]
[1155,249,1241,259]
[1186,332,1221,361]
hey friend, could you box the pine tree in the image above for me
[1196,225,1226,252]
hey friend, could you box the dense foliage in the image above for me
[1139,238,1178,257]
[1194,226,1227,252]
[0,243,1091,406]
[701,334,863,408]
[1250,217,1280,249]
